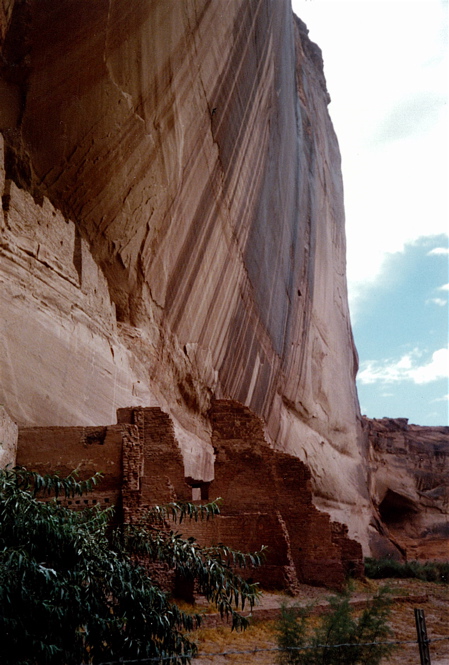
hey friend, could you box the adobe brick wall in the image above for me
[207,400,363,590]
[15,402,363,592]
[117,406,192,508]
[117,407,193,591]
[331,522,365,579]
[116,402,362,591]
[178,511,298,591]
[121,422,143,524]
[17,424,136,511]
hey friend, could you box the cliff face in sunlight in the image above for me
[0,1,371,550]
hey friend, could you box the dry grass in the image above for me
[190,621,278,664]
[379,579,449,665]
[186,579,449,665]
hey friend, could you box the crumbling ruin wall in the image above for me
[117,406,192,504]
[14,401,364,591]
[177,511,297,593]
[366,417,449,561]
[117,407,298,591]
[17,424,136,511]
[206,400,363,589]
[170,400,364,591]
[117,406,192,523]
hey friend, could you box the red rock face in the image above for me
[0,1,369,548]
[366,418,449,561]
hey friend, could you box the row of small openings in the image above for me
[55,498,111,506]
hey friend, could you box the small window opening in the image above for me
[186,478,211,502]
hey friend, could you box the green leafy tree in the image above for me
[0,467,263,665]
[276,586,397,665]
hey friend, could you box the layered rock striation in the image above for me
[1,1,369,547]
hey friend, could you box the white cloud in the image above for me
[292,0,448,317]
[428,247,449,255]
[358,348,449,385]
[432,394,449,403]
[412,349,449,384]
[425,283,449,306]
[427,297,448,307]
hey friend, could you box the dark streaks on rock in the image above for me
[1,1,368,550]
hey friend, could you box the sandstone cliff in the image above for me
[0,1,370,549]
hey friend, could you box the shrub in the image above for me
[276,586,397,665]
[365,557,449,584]
[0,467,264,664]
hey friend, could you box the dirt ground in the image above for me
[189,579,449,664]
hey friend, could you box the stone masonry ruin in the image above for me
[16,400,363,592]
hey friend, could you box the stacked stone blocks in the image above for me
[14,401,363,591]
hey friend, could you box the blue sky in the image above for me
[355,235,448,423]
[292,0,448,425]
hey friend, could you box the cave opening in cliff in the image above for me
[379,489,419,527]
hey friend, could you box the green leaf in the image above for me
[0,468,260,665]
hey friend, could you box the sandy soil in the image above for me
[189,579,449,664]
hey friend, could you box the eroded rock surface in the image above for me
[366,418,449,561]
[1,1,369,547]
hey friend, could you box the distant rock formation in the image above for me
[366,417,449,561]
[0,1,370,550]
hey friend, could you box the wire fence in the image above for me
[84,634,449,664]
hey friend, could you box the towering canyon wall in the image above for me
[0,1,370,549]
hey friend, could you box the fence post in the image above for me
[414,608,431,665]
